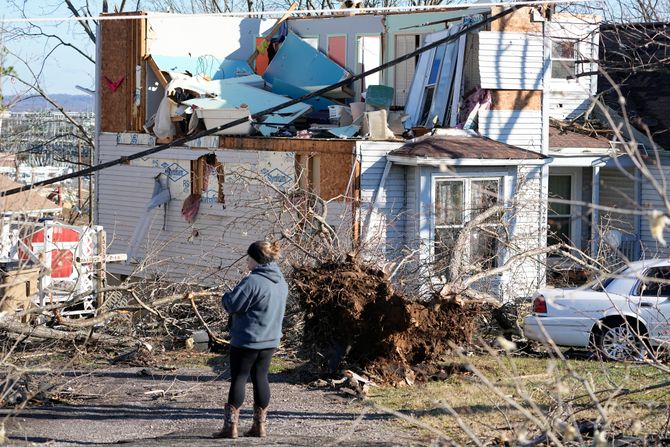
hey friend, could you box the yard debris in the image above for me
[292,255,483,384]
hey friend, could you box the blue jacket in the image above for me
[221,262,288,349]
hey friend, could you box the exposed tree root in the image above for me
[292,257,484,384]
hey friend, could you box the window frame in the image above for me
[431,175,503,269]
[547,170,582,253]
[550,38,578,80]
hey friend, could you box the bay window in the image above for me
[433,177,501,269]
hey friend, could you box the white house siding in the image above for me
[357,141,407,258]
[478,110,543,152]
[639,163,670,258]
[96,132,311,285]
[500,165,546,301]
[547,17,599,120]
[478,32,544,91]
[550,90,594,120]
[599,167,637,235]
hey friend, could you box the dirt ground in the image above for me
[1,365,425,447]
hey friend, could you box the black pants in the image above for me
[227,346,275,409]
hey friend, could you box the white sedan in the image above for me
[524,259,670,360]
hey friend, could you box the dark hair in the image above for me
[247,240,281,265]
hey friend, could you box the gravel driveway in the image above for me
[2,367,425,446]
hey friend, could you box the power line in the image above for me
[1,4,521,198]
[0,0,581,23]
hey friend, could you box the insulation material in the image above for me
[363,110,397,141]
[263,32,353,99]
[255,151,296,191]
[132,158,191,200]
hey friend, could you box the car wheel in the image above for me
[594,320,648,361]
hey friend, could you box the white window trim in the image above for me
[548,32,598,93]
[430,174,505,264]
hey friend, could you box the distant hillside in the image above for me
[3,94,94,112]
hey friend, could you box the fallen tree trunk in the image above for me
[0,318,135,347]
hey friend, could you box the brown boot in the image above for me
[244,405,268,437]
[213,403,239,439]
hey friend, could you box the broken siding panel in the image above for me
[95,133,305,283]
[478,32,544,90]
[549,91,593,120]
[478,110,543,152]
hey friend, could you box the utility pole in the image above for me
[88,146,93,225]
[77,141,83,212]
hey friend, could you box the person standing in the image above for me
[214,240,288,439]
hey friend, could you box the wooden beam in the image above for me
[247,2,298,68]
[143,54,169,88]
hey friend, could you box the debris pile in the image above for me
[292,256,482,383]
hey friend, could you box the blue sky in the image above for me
[2,1,97,95]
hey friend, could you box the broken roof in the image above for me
[387,129,547,165]
[549,125,612,149]
[0,175,61,215]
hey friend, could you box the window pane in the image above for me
[552,40,575,59]
[435,181,463,225]
[470,228,497,269]
[548,175,571,216]
[420,86,435,125]
[470,180,499,216]
[434,227,460,264]
[552,61,575,79]
[548,216,571,245]
[640,267,670,296]
[427,44,446,85]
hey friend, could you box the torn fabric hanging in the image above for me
[128,174,171,262]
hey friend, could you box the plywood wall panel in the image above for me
[319,153,354,201]
[490,6,542,33]
[491,90,542,111]
[99,13,145,133]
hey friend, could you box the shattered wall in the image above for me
[288,15,384,100]
[96,134,358,284]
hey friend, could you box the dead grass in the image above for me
[368,354,670,444]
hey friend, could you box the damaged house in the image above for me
[94,5,666,300]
